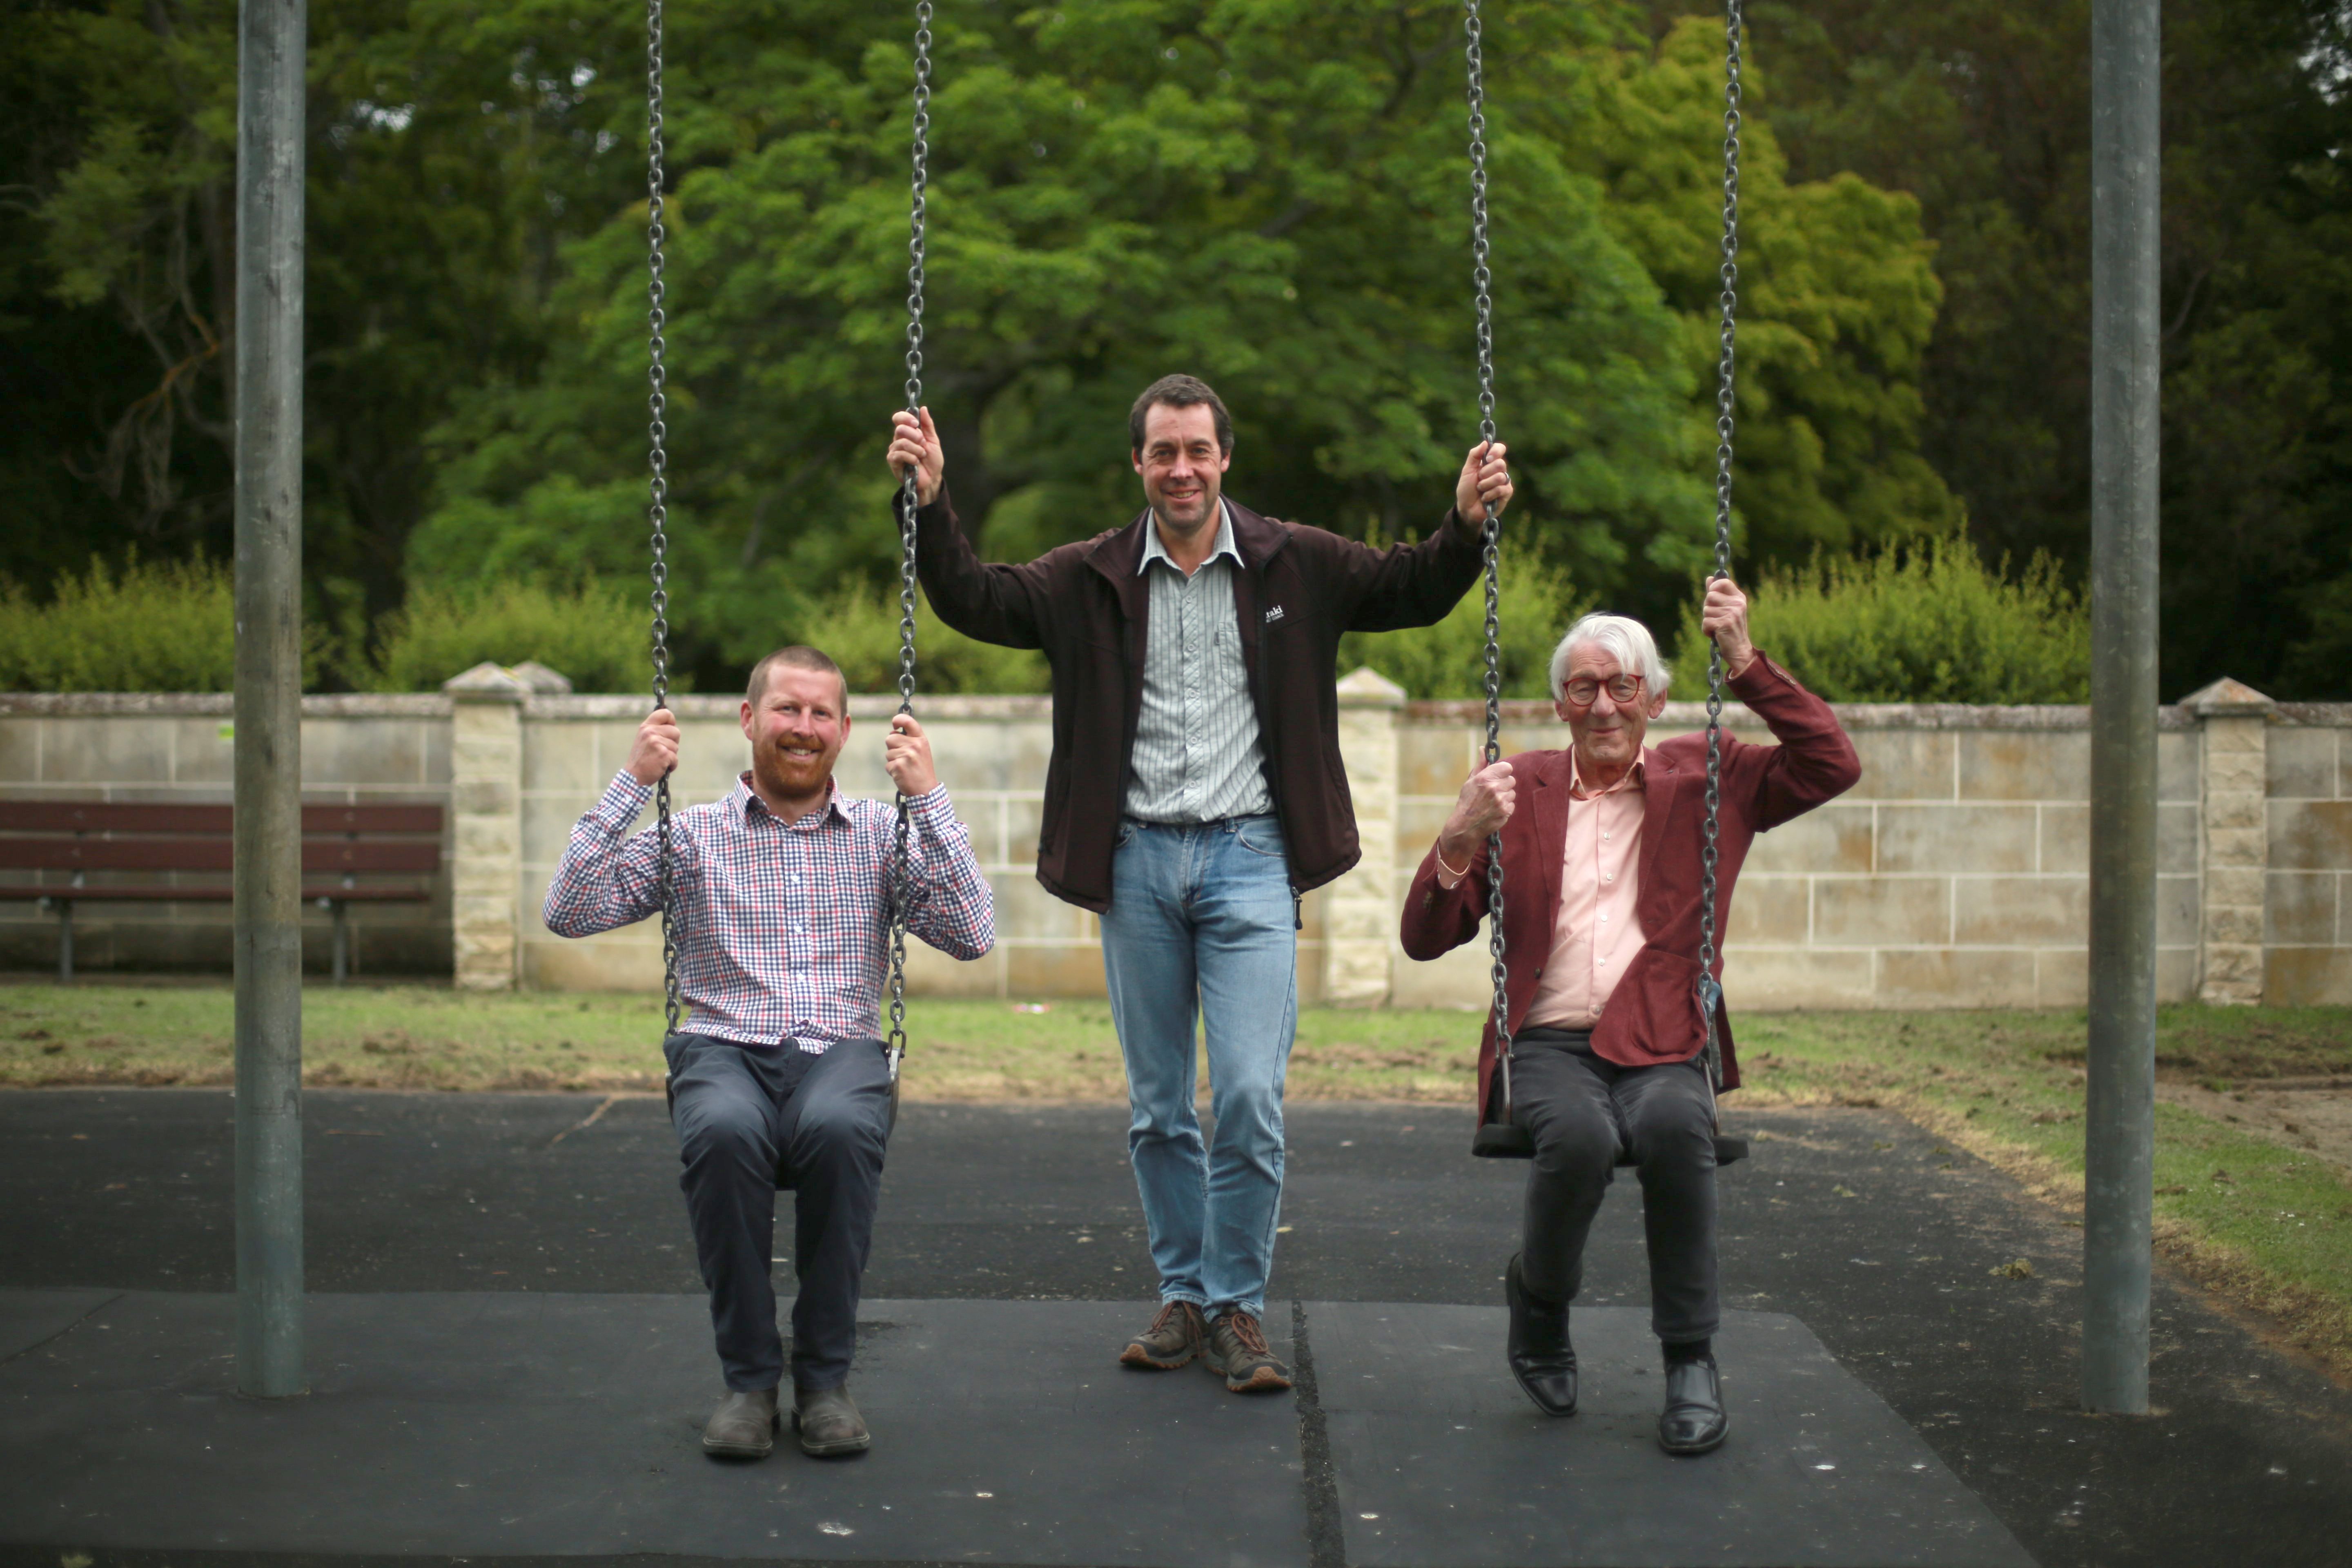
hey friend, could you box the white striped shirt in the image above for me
[1123,502,1274,823]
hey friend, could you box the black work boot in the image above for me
[1504,1253,1577,1417]
[1205,1309,1293,1392]
[1657,1352,1728,1456]
[701,1387,779,1459]
[793,1382,871,1457]
[1119,1299,1208,1370]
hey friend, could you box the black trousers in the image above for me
[664,1032,892,1392]
[1513,1026,1719,1344]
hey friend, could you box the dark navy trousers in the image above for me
[1512,1026,1721,1345]
[664,1031,892,1392]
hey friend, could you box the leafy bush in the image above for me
[800,585,1051,696]
[367,579,670,693]
[1340,545,1588,699]
[1673,540,2090,704]
[0,555,245,691]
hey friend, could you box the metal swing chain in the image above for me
[646,0,681,1038]
[1465,0,1511,1096]
[884,0,932,1082]
[1695,0,1744,1100]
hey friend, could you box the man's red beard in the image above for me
[751,740,830,801]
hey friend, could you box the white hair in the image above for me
[1548,612,1671,703]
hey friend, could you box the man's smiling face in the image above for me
[1131,401,1231,539]
[740,664,850,804]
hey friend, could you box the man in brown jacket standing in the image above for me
[888,375,1510,1390]
[1399,580,1859,1454]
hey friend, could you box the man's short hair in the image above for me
[1548,613,1673,703]
[1129,374,1234,455]
[746,646,849,710]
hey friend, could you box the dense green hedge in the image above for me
[1675,540,2090,704]
[2,543,2088,704]
[0,555,245,691]
[1339,546,1587,700]
[361,579,665,694]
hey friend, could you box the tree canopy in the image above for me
[6,0,2348,697]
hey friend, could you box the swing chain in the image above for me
[885,0,932,1076]
[1465,0,1510,1084]
[646,0,680,1038]
[1695,0,1744,1093]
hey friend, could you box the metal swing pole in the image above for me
[232,0,308,1398]
[2083,0,2161,1416]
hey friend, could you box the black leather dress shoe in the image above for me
[1504,1253,1577,1417]
[793,1382,872,1457]
[1657,1355,1728,1455]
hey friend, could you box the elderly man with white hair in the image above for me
[1399,577,1859,1455]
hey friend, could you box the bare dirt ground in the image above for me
[2161,1076,2352,1172]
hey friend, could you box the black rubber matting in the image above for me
[0,1290,1305,1566]
[0,1290,2028,1567]
[1312,1302,2032,1568]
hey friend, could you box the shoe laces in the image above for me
[1220,1310,1272,1356]
[1149,1299,1197,1334]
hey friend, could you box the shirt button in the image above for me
[1602,831,1612,842]
[1598,911,1608,922]
[1602,873,1613,882]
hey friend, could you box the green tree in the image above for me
[1675,0,2352,698]
[413,0,1952,678]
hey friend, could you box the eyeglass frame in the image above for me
[1555,672,1648,710]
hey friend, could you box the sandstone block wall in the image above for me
[4,684,2345,1010]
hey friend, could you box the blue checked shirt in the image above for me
[543,771,994,1051]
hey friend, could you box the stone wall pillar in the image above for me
[1323,668,1407,1007]
[444,663,528,991]
[2183,677,2276,1005]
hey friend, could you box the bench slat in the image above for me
[0,838,443,874]
[0,802,443,835]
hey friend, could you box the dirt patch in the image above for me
[2160,1078,2352,1174]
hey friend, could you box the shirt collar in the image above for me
[1568,747,1648,801]
[1137,498,1240,575]
[733,771,850,826]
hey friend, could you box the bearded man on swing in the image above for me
[543,647,995,1461]
[1400,583,1859,1455]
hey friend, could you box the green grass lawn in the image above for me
[4,982,2348,1372]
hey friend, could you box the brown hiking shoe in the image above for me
[1205,1310,1292,1393]
[1120,1300,1208,1369]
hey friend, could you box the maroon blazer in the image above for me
[1399,651,1860,1122]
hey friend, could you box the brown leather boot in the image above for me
[793,1382,871,1457]
[701,1387,778,1459]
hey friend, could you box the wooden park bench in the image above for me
[0,801,443,981]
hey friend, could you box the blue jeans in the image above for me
[1098,814,1298,1320]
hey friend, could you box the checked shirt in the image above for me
[544,771,994,1051]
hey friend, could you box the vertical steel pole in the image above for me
[2084,0,2160,1416]
[233,0,307,1399]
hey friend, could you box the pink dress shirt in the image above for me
[1433,751,1650,1028]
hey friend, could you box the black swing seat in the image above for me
[1472,1120,1749,1166]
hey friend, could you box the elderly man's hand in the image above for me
[1437,761,1517,875]
[1702,575,1756,678]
